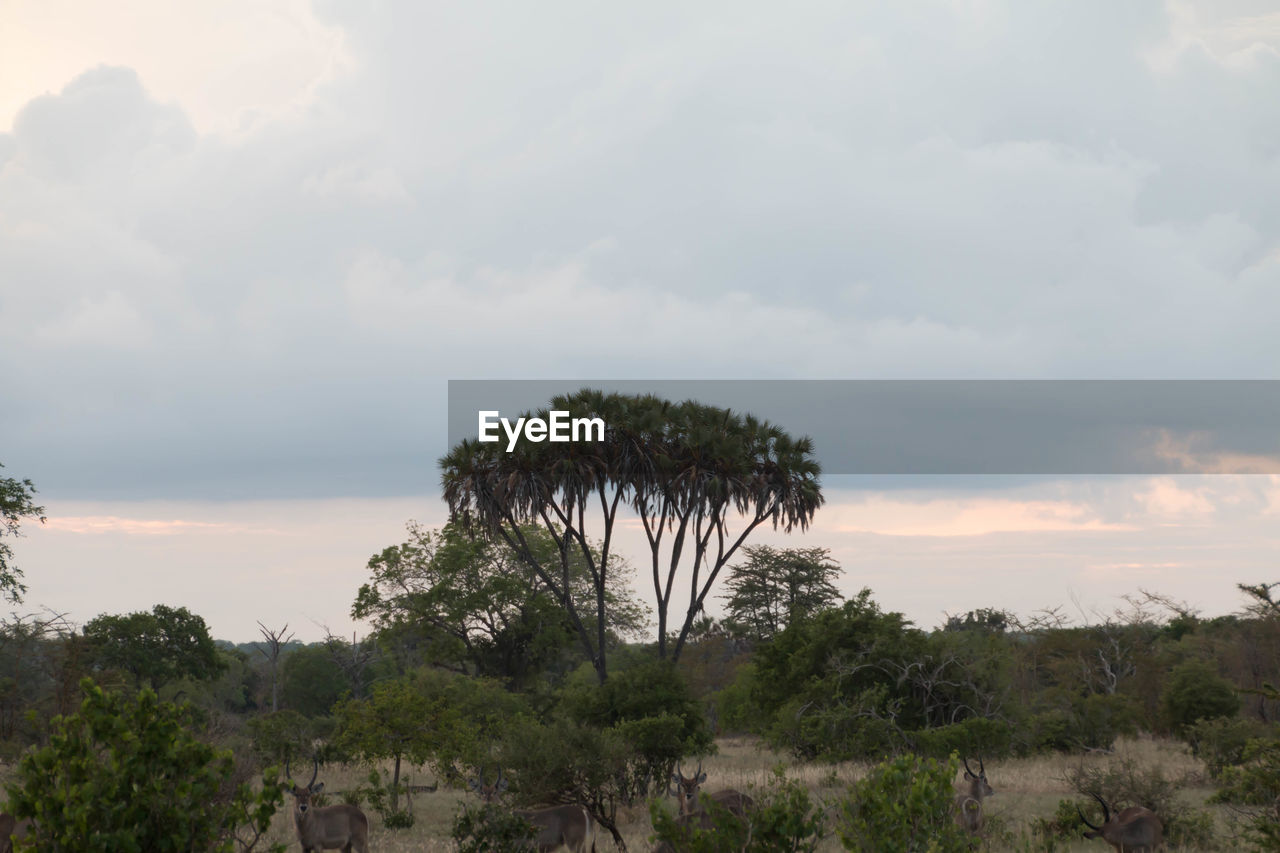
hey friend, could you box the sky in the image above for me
[2,0,1280,642]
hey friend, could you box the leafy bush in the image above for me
[4,678,285,853]
[1185,715,1273,779]
[835,753,972,852]
[246,709,334,768]
[910,717,1015,761]
[1161,660,1241,733]
[451,803,538,853]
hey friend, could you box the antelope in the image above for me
[469,766,597,852]
[286,757,370,853]
[953,757,994,834]
[669,760,754,819]
[652,763,753,853]
[1077,793,1163,852]
[0,813,32,853]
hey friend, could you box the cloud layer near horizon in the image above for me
[3,1,1280,500]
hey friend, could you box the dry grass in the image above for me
[253,733,1230,851]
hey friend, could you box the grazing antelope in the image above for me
[669,760,754,819]
[953,757,995,834]
[286,758,370,853]
[469,766,597,852]
[0,813,31,853]
[1077,793,1163,852]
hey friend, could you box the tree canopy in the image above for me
[83,604,226,689]
[440,389,823,681]
[0,462,46,604]
[352,521,645,687]
[720,545,842,640]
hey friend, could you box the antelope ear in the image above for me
[311,782,325,794]
[964,770,975,780]
[497,777,509,792]
[671,774,680,785]
[696,772,707,784]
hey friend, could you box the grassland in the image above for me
[254,734,1235,851]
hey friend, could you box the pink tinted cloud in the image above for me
[825,497,1135,538]
[44,515,280,536]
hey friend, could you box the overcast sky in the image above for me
[3,1,1280,641]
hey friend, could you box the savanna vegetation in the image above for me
[3,391,1280,851]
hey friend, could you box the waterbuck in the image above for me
[469,766,597,852]
[953,757,995,834]
[1077,793,1163,852]
[286,758,370,853]
[670,760,754,819]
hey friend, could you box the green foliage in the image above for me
[743,768,828,852]
[649,796,750,852]
[353,521,645,686]
[82,604,226,689]
[1161,659,1241,733]
[246,709,334,768]
[1186,715,1275,779]
[720,545,843,641]
[4,678,284,852]
[333,673,467,814]
[357,767,415,828]
[909,717,1015,761]
[835,753,972,852]
[280,644,350,717]
[451,803,539,853]
[0,464,44,604]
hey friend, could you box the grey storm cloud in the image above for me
[2,0,1280,499]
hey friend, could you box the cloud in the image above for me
[1,1,1279,500]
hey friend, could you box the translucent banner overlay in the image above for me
[447,380,1280,475]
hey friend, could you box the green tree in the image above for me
[83,604,226,689]
[1162,659,1241,733]
[720,545,842,640]
[353,521,644,687]
[0,463,45,604]
[5,678,284,852]
[441,389,823,681]
[333,674,466,815]
[280,644,349,717]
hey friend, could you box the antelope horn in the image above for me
[309,755,319,789]
[978,755,985,775]
[962,757,975,776]
[1077,804,1101,832]
[696,760,703,778]
[285,757,294,786]
[1090,792,1111,824]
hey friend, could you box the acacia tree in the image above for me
[720,545,842,640]
[440,389,823,682]
[0,462,46,604]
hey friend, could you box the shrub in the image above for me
[451,803,538,853]
[1185,715,1273,779]
[910,717,1015,761]
[1161,660,1241,733]
[835,752,971,852]
[4,678,285,853]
